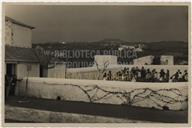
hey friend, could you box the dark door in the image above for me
[40,65,43,77]
[6,63,16,76]
[40,65,48,77]
[5,63,16,96]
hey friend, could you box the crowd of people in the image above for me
[103,67,188,82]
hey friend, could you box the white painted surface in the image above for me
[48,63,66,78]
[161,55,174,65]
[12,24,32,48]
[5,21,13,45]
[133,56,154,65]
[135,48,142,52]
[5,21,32,48]
[16,63,40,79]
[16,77,188,110]
[94,55,117,67]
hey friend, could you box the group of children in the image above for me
[103,67,188,82]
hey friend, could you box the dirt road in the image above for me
[5,96,188,123]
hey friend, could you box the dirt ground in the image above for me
[5,96,188,123]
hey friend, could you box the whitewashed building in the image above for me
[47,62,66,78]
[160,55,174,65]
[133,55,154,65]
[133,55,174,65]
[5,17,40,79]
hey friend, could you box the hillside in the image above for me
[33,40,188,67]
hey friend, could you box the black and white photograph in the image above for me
[2,2,190,126]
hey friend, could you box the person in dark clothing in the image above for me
[103,72,107,80]
[125,68,130,81]
[151,69,156,82]
[146,69,152,82]
[116,71,121,81]
[123,67,127,74]
[108,71,112,80]
[5,74,12,99]
[182,70,188,82]
[135,66,139,72]
[165,70,170,82]
[10,74,17,95]
[171,71,179,82]
[134,66,140,81]
[5,74,9,99]
[178,70,183,82]
[154,71,159,82]
[159,69,165,82]
[131,67,137,79]
[140,66,146,82]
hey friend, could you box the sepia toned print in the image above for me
[3,3,190,125]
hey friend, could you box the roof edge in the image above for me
[5,16,35,29]
[5,59,39,63]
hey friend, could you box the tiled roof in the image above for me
[5,46,39,63]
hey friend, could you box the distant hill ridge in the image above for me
[32,40,188,65]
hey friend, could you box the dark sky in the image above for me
[5,5,188,43]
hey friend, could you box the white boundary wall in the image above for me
[16,77,188,111]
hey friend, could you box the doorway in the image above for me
[6,63,16,76]
[5,63,16,96]
[40,65,48,77]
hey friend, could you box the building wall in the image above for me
[47,63,66,78]
[16,63,39,79]
[133,56,154,65]
[5,21,32,48]
[66,70,98,80]
[5,21,13,45]
[160,56,174,65]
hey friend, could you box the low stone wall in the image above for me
[66,65,188,80]
[15,77,188,111]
